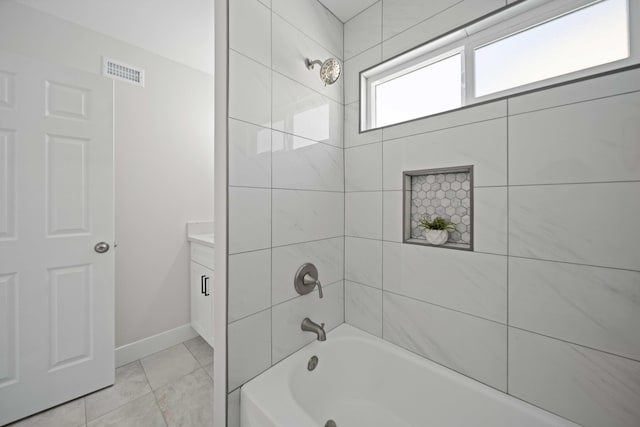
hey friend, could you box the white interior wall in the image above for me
[0,1,215,348]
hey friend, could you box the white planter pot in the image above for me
[424,229,449,245]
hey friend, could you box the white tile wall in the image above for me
[344,1,381,60]
[272,14,343,102]
[345,142,383,191]
[229,0,271,67]
[345,237,383,288]
[229,50,271,128]
[381,0,459,41]
[509,328,640,427]
[509,91,640,185]
[383,292,507,391]
[345,102,382,148]
[229,119,271,188]
[228,187,271,254]
[272,189,344,246]
[228,309,272,391]
[271,237,344,305]
[228,249,271,323]
[382,190,404,242]
[272,0,343,59]
[344,45,382,105]
[474,187,507,255]
[383,119,507,190]
[272,72,344,147]
[383,242,507,323]
[345,191,382,239]
[345,281,382,337]
[271,281,344,362]
[509,257,640,361]
[272,131,344,191]
[509,182,640,271]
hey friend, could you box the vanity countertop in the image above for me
[187,221,214,248]
[188,233,215,248]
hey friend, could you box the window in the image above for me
[361,0,638,131]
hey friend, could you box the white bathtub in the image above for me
[240,324,579,427]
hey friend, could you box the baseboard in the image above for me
[115,324,198,367]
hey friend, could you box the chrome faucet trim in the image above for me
[301,317,326,341]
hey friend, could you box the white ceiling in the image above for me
[15,0,214,74]
[318,0,379,22]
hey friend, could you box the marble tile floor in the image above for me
[7,336,214,427]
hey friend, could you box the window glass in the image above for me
[375,53,462,128]
[474,0,629,97]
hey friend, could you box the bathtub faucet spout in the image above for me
[301,317,326,341]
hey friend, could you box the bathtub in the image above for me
[240,324,579,427]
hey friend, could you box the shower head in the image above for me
[305,57,342,86]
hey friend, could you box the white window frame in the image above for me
[360,0,640,131]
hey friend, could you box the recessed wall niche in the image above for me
[403,166,473,251]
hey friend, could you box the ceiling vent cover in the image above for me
[102,57,145,87]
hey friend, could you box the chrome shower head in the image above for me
[305,58,342,86]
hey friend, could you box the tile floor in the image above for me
[8,337,214,427]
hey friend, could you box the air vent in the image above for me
[102,57,144,87]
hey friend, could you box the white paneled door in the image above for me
[0,51,114,425]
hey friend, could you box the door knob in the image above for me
[94,242,110,254]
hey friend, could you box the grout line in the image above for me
[229,185,345,193]
[229,116,344,150]
[506,99,510,394]
[343,5,347,327]
[270,6,275,370]
[230,235,344,255]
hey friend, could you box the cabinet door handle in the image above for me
[204,276,210,296]
[201,275,206,294]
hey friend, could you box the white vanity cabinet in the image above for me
[189,240,215,348]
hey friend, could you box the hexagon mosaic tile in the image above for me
[410,172,471,244]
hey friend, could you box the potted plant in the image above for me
[418,216,456,246]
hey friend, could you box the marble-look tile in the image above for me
[228,249,271,322]
[272,0,343,59]
[272,281,344,363]
[345,2,381,60]
[229,187,271,254]
[228,309,271,391]
[229,50,271,128]
[140,345,199,390]
[87,394,165,427]
[183,336,214,367]
[345,102,382,148]
[474,187,507,255]
[228,118,271,188]
[382,0,459,40]
[510,257,640,361]
[383,242,507,323]
[272,131,343,192]
[272,189,343,246]
[154,369,213,427]
[345,191,382,239]
[345,142,382,191]
[382,0,503,59]
[257,0,270,7]
[229,0,271,67]
[344,45,382,105]
[272,73,343,148]
[272,15,343,103]
[85,361,151,421]
[382,190,403,242]
[272,237,343,305]
[345,237,382,289]
[203,363,214,380]
[345,281,382,337]
[383,292,507,391]
[383,119,507,190]
[10,398,85,427]
[509,68,640,115]
[509,182,640,271]
[509,328,640,427]
[382,100,506,141]
[227,389,240,427]
[509,91,640,185]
